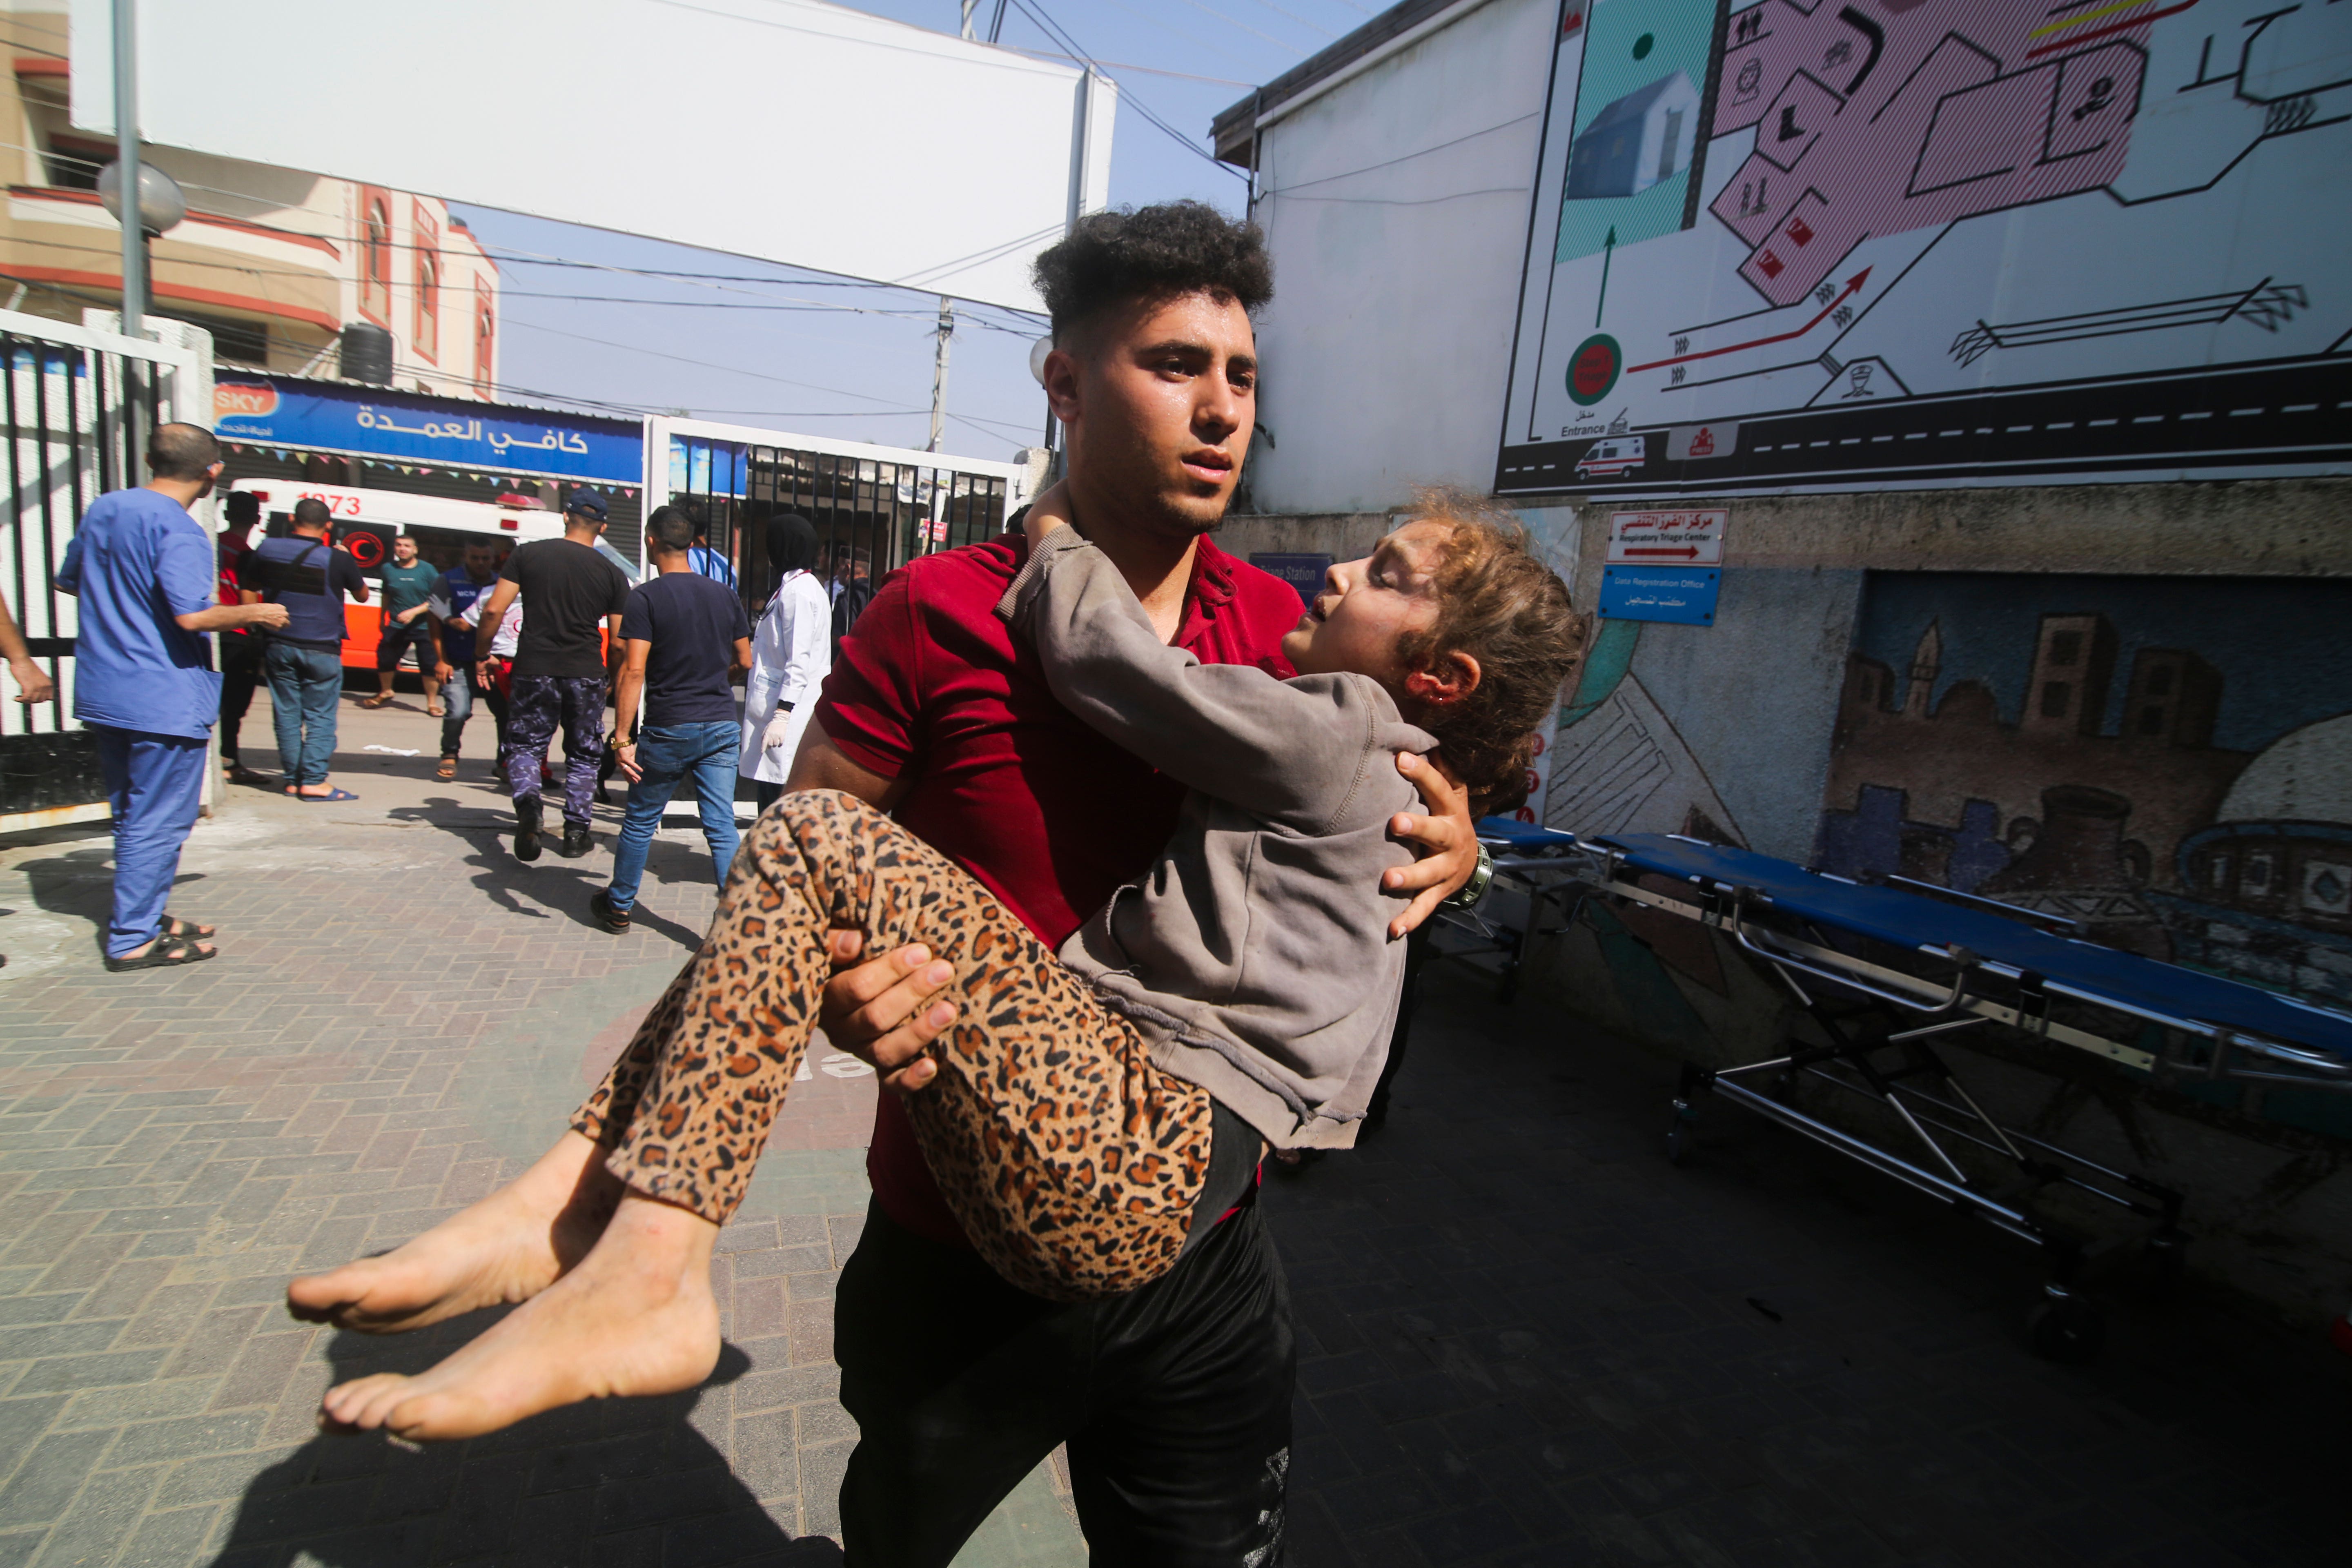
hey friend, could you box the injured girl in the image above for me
[285,484,1584,1441]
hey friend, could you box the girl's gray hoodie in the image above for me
[1000,527,1435,1150]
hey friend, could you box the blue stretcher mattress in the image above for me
[1476,817,1581,853]
[1592,833,2352,1067]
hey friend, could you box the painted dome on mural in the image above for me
[2216,714,2352,824]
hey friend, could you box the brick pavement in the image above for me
[4,695,2348,1566]
[0,698,1081,1568]
[1267,963,2351,1566]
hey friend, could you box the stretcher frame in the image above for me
[1559,832,2352,1359]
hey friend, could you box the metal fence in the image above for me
[0,312,199,826]
[651,419,1031,638]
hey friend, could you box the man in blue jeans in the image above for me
[250,496,370,801]
[590,506,751,932]
[53,423,290,970]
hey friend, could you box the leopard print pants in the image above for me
[571,789,1215,1302]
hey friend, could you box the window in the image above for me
[412,204,440,364]
[358,187,392,323]
[2138,705,2167,735]
[2047,630,2082,666]
[42,135,115,191]
[1658,110,1683,179]
[474,288,495,392]
[2039,681,2071,719]
[2146,665,2174,697]
[156,310,267,366]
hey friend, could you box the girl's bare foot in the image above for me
[287,1131,619,1333]
[318,1193,720,1441]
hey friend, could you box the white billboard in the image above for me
[1495,0,2352,497]
[70,0,1112,314]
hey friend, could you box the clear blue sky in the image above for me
[452,1,1377,460]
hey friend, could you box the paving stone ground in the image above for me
[2,691,2348,1567]
[0,697,1078,1568]
[1269,964,2352,1567]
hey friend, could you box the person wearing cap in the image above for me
[214,488,270,783]
[469,489,630,862]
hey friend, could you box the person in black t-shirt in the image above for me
[589,507,751,932]
[470,491,630,861]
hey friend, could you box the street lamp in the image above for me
[98,160,185,335]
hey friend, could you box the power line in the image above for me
[1006,0,1248,180]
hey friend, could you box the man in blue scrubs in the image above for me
[54,423,288,971]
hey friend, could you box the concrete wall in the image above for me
[1245,0,1551,514]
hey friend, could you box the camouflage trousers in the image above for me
[503,674,606,827]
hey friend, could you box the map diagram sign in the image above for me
[1496,0,2352,497]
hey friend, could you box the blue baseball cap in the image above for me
[564,489,608,520]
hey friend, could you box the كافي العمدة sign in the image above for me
[212,376,640,483]
[1607,508,1726,565]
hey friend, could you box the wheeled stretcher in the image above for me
[1570,833,2352,1360]
[1432,818,1592,1001]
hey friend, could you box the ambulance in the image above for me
[227,479,581,671]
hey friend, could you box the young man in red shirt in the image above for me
[793,203,1479,1565]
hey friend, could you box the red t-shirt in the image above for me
[817,531,1305,1244]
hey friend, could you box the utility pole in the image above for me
[960,1,978,40]
[928,296,954,453]
[112,0,143,339]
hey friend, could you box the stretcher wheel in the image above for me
[2144,1232,2187,1296]
[2027,1294,2105,1364]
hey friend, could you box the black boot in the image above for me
[513,796,544,862]
[557,821,593,859]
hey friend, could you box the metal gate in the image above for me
[0,311,200,829]
[649,418,1034,638]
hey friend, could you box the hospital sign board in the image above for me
[1597,565,1719,626]
[1607,508,1725,566]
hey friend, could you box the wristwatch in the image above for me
[1437,842,1494,913]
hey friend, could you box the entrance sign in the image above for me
[70,0,1111,314]
[1248,553,1333,612]
[1495,0,2352,497]
[1597,565,1719,626]
[1606,508,1725,565]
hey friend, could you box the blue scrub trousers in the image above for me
[606,721,742,913]
[96,725,208,959]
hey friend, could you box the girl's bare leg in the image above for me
[318,1191,719,1441]
[286,1130,621,1333]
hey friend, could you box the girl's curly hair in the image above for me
[1393,488,1587,817]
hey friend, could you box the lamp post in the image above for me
[98,160,185,339]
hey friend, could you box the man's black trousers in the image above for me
[834,1189,1294,1566]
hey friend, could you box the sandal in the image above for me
[159,915,217,941]
[227,765,274,786]
[436,756,458,782]
[294,787,361,803]
[588,889,631,933]
[425,703,445,717]
[360,693,394,710]
[105,932,217,972]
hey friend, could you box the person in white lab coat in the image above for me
[738,512,831,811]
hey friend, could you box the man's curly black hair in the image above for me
[1031,201,1274,342]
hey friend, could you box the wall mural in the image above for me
[1815,573,2352,1011]
[1495,0,2352,498]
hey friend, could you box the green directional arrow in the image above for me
[1595,225,1617,329]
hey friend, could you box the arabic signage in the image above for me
[1606,508,1726,565]
[1496,0,2352,497]
[213,376,639,483]
[1597,565,1719,626]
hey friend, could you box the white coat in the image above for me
[738,569,833,783]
